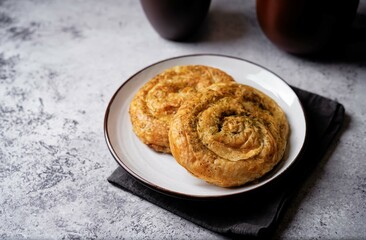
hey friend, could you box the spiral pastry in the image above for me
[129,65,235,153]
[169,82,289,187]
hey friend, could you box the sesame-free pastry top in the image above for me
[129,65,235,153]
[169,82,289,187]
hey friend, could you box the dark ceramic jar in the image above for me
[140,0,211,41]
[256,0,360,55]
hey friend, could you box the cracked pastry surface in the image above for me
[169,82,289,187]
[129,65,235,153]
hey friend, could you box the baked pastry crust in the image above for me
[169,82,289,187]
[129,65,235,153]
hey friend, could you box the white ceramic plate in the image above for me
[104,54,306,199]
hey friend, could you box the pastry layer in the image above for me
[169,82,289,187]
[129,65,235,153]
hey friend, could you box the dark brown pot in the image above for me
[140,0,211,41]
[256,0,360,55]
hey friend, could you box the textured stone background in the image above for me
[1,0,366,239]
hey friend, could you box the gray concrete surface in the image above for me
[1,0,365,239]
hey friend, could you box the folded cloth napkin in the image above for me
[108,87,345,238]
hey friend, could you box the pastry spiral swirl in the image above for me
[169,82,289,187]
[129,65,235,153]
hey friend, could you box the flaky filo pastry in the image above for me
[169,82,289,187]
[129,65,235,153]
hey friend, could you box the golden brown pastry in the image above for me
[169,82,289,187]
[129,65,235,153]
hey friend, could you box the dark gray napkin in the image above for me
[107,87,345,238]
